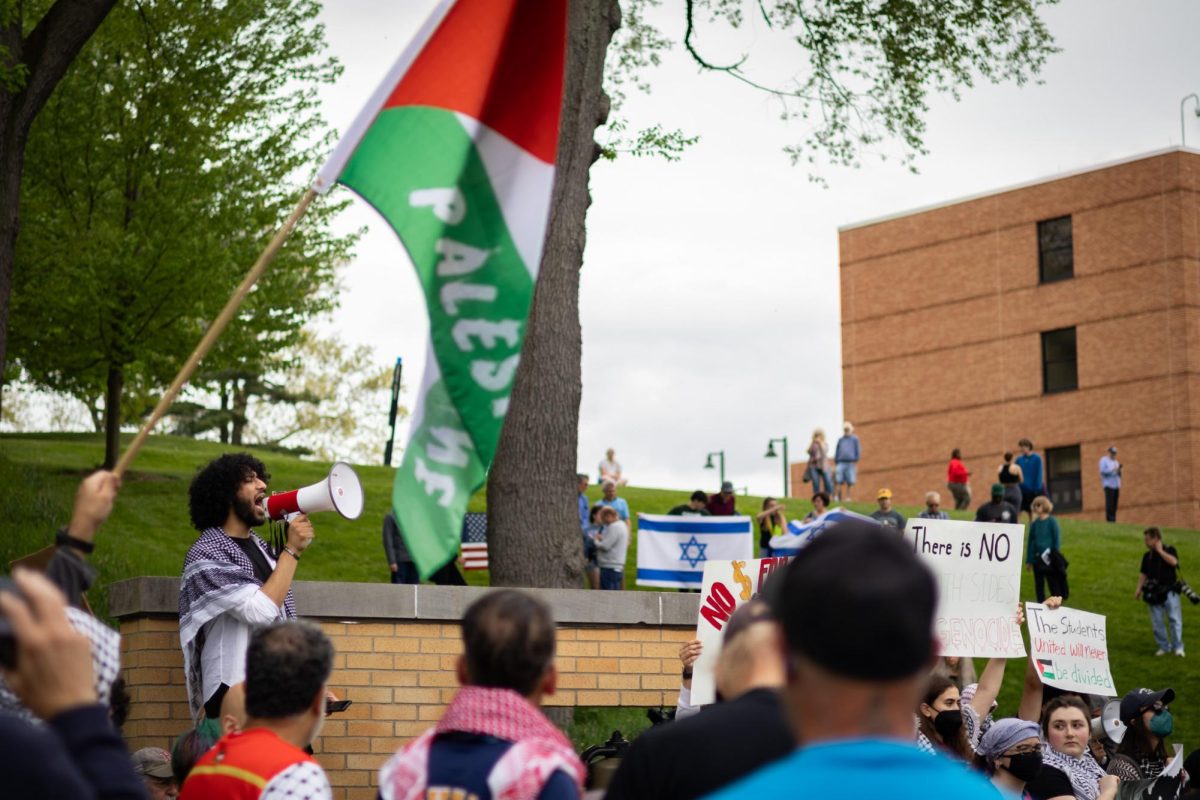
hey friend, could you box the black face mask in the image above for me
[933,709,963,740]
[1004,752,1043,782]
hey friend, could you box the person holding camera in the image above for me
[1136,527,1184,657]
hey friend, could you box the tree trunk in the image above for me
[219,382,230,443]
[0,0,119,417]
[103,363,123,468]
[486,0,621,588]
[231,379,248,445]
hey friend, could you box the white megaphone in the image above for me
[1100,699,1126,743]
[262,462,364,521]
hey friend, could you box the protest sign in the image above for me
[690,556,792,705]
[904,518,1026,658]
[1026,602,1115,695]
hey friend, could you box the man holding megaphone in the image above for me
[178,453,317,724]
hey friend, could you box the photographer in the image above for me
[1135,527,1184,657]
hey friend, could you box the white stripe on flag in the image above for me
[768,507,878,555]
[461,542,488,570]
[635,514,754,589]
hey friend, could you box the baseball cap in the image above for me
[132,746,174,779]
[1119,687,1175,722]
[1108,446,1118,454]
[767,519,936,680]
[721,481,734,493]
[991,482,1005,497]
[876,488,892,500]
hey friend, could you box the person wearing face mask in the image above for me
[1040,695,1119,800]
[1107,688,1176,781]
[979,718,1073,800]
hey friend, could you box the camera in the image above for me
[1178,581,1200,606]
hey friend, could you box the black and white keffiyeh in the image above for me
[179,528,295,722]
[1042,744,1107,800]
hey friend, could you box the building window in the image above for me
[1041,327,1077,394]
[1038,215,1073,283]
[1045,445,1082,512]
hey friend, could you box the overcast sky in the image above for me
[314,0,1200,497]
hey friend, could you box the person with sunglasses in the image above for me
[1107,688,1176,781]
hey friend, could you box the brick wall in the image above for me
[112,579,697,800]
[839,148,1200,527]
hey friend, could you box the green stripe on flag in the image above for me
[340,106,536,577]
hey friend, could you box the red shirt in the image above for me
[707,493,738,516]
[947,458,970,484]
[181,728,319,800]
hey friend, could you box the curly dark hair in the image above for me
[188,453,269,531]
[245,622,333,720]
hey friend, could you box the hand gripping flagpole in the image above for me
[112,189,317,479]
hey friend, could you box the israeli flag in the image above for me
[768,507,879,556]
[635,514,755,589]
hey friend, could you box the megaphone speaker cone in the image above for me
[263,462,366,521]
[328,462,364,520]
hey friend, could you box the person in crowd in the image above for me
[1027,496,1068,602]
[668,490,711,516]
[674,639,704,721]
[577,473,590,531]
[1136,527,1184,657]
[581,505,603,590]
[598,448,627,487]
[1041,695,1119,800]
[1016,439,1046,525]
[916,649,1012,760]
[597,480,630,522]
[999,452,1025,512]
[871,488,906,531]
[756,497,787,557]
[833,421,861,502]
[0,569,147,799]
[171,722,220,787]
[180,453,314,722]
[218,682,247,735]
[38,468,121,609]
[1108,688,1176,780]
[594,506,629,590]
[931,655,976,691]
[806,429,833,495]
[382,510,417,585]
[1099,447,1121,523]
[978,718,1069,799]
[976,483,1019,524]
[707,481,738,516]
[708,520,1002,799]
[947,448,972,511]
[803,491,830,522]
[378,590,585,800]
[181,621,334,799]
[132,747,178,800]
[918,491,949,520]
[605,600,792,800]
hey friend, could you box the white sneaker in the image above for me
[1156,649,1168,656]
[1176,648,1186,657]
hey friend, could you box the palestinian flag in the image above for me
[1036,658,1056,681]
[313,0,567,577]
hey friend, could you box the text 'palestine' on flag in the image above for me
[312,0,568,578]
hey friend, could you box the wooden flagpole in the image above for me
[112,188,317,479]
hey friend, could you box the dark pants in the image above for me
[390,563,419,584]
[600,568,624,590]
[947,482,971,510]
[1033,564,1069,602]
[1105,487,1119,522]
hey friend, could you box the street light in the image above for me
[1182,93,1199,147]
[704,450,726,484]
[764,436,789,498]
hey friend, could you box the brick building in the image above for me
[839,148,1200,527]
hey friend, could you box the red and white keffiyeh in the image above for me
[379,686,585,800]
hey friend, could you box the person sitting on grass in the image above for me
[668,491,711,517]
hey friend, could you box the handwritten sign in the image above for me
[904,518,1026,658]
[1026,602,1115,695]
[690,556,792,705]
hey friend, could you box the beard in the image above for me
[233,494,264,528]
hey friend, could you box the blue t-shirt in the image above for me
[598,496,630,521]
[423,732,577,800]
[1015,452,1043,492]
[578,492,590,529]
[705,739,1006,800]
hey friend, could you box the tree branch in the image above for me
[683,0,746,73]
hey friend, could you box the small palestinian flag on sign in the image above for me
[1037,659,1056,681]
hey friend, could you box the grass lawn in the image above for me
[3,433,1199,748]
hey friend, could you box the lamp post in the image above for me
[764,437,789,498]
[383,357,403,466]
[704,450,726,485]
[1183,94,1199,147]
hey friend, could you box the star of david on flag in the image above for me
[636,513,754,589]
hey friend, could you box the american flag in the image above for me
[460,512,488,570]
